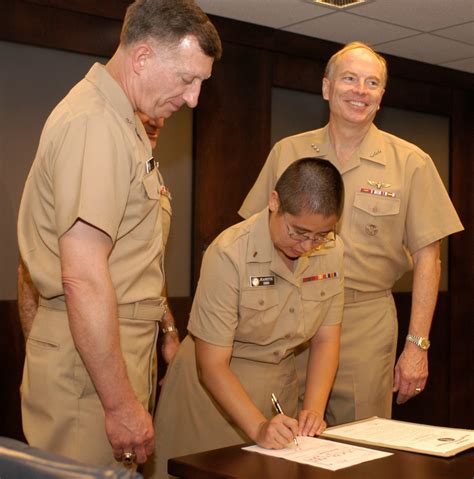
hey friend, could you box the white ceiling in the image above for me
[196,0,474,74]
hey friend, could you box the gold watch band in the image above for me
[161,325,179,335]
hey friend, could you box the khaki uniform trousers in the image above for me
[296,290,397,426]
[21,300,161,467]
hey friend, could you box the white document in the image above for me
[322,417,474,457]
[242,436,392,471]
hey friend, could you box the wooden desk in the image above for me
[169,442,474,479]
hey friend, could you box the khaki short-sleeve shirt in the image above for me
[239,125,463,291]
[18,63,167,303]
[188,209,344,364]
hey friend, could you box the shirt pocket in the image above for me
[301,278,342,337]
[350,192,401,244]
[236,288,280,343]
[131,170,161,241]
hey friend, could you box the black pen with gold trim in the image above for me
[271,393,299,448]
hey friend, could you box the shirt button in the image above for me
[258,299,265,306]
[289,307,295,313]
[320,291,326,297]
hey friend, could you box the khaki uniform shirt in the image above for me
[239,125,463,291]
[188,209,344,364]
[18,63,167,303]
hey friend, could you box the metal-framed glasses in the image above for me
[283,214,336,246]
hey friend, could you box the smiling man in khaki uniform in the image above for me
[239,42,463,426]
[17,0,221,467]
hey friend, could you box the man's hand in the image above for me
[105,399,155,464]
[161,331,180,365]
[393,345,428,404]
[159,332,180,386]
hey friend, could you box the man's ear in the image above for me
[131,44,152,74]
[269,190,280,213]
[322,77,330,101]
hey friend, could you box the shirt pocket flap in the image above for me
[301,277,341,302]
[240,288,279,311]
[142,171,160,200]
[354,192,400,217]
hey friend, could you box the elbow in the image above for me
[61,274,86,302]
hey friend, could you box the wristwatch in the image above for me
[161,325,179,335]
[406,334,430,350]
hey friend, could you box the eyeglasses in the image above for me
[283,214,336,246]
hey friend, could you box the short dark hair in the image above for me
[121,0,222,60]
[275,158,344,218]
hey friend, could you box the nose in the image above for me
[183,80,202,109]
[300,238,315,253]
[353,79,367,95]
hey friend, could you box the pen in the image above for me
[271,393,299,448]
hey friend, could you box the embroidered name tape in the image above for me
[303,272,338,283]
[360,187,396,198]
[250,276,275,287]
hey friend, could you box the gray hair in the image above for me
[324,41,387,88]
[121,0,222,60]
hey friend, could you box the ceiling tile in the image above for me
[196,0,474,73]
[196,0,329,29]
[284,12,417,46]
[434,22,474,46]
[351,0,474,32]
[375,34,474,65]
[440,57,474,74]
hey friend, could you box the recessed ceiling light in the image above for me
[305,0,373,10]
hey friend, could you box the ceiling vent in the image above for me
[306,0,372,9]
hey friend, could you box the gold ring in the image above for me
[415,387,422,393]
[121,451,136,466]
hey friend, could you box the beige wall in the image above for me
[271,87,451,292]
[0,41,192,299]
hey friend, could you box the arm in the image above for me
[195,338,298,449]
[59,220,154,464]
[299,324,341,436]
[160,282,180,365]
[17,259,39,340]
[238,146,280,219]
[393,240,441,404]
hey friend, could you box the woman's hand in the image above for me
[298,409,326,437]
[255,414,299,449]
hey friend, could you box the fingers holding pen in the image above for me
[256,414,299,449]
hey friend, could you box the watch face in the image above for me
[420,338,430,350]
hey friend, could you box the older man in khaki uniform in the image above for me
[239,42,463,426]
[17,0,221,467]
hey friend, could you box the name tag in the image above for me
[145,157,156,174]
[250,276,275,287]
